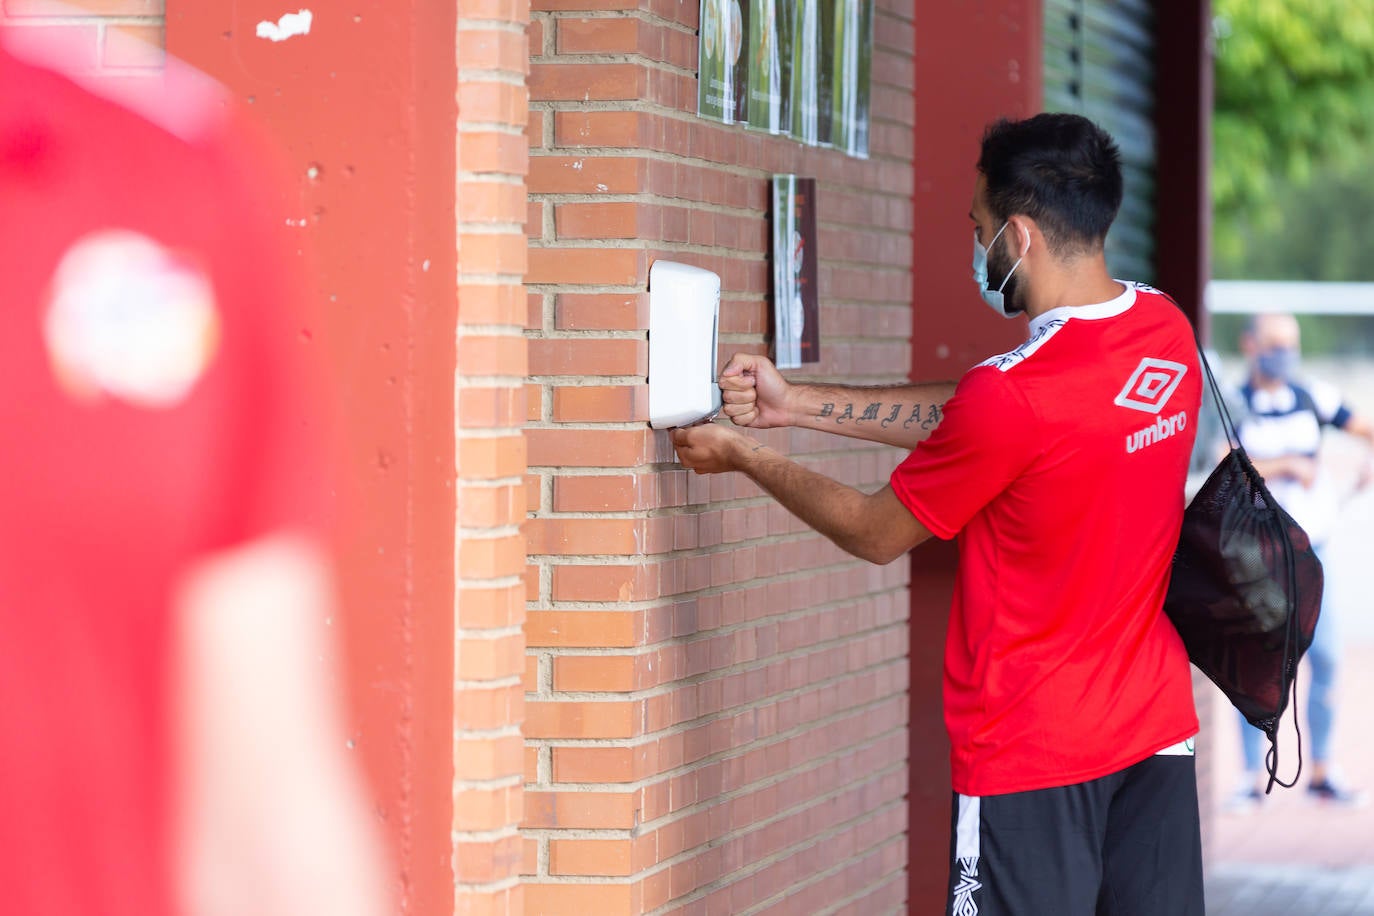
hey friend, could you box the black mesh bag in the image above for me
[1164,349,1323,791]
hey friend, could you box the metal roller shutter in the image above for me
[1044,0,1157,283]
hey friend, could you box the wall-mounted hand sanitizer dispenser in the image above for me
[648,260,723,429]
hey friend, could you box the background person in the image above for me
[672,113,1205,915]
[1227,313,1374,809]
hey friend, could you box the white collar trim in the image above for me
[1027,280,1138,336]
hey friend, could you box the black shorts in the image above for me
[946,748,1203,916]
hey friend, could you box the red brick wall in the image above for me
[523,3,915,911]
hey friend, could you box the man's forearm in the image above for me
[735,442,898,564]
[786,381,957,448]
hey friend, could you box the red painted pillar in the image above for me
[1152,1,1213,335]
[909,2,1043,909]
[166,4,459,913]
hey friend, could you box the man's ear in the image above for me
[1005,215,1035,258]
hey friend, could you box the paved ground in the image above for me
[1207,862,1374,915]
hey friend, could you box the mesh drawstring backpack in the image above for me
[1164,347,1324,792]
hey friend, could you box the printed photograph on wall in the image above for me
[697,0,746,123]
[771,175,821,368]
[746,0,785,133]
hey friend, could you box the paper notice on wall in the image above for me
[696,0,870,157]
[771,175,821,369]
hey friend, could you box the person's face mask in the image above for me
[1256,345,1299,382]
[972,221,1026,318]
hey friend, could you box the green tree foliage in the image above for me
[1220,165,1374,281]
[1212,0,1374,273]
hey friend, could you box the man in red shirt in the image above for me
[0,31,387,916]
[672,114,1204,914]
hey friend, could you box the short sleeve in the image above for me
[889,367,1041,539]
[1307,378,1351,429]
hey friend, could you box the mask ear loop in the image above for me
[995,224,1030,295]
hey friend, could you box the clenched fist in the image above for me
[720,353,793,429]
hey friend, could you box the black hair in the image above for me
[977,113,1123,255]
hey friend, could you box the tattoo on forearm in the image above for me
[812,397,946,433]
[856,402,882,424]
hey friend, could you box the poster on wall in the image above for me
[831,0,873,158]
[732,0,751,122]
[771,175,820,368]
[851,0,874,157]
[815,0,836,147]
[746,0,785,133]
[788,0,819,144]
[698,0,745,123]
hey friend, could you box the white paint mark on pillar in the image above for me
[256,9,314,42]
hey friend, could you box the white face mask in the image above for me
[972,221,1026,318]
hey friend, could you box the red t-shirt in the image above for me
[891,283,1201,797]
[0,40,327,915]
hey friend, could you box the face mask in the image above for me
[1256,346,1299,382]
[972,221,1026,318]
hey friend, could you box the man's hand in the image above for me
[720,353,792,429]
[671,422,757,474]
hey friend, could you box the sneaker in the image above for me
[1307,780,1369,807]
[1223,786,1263,814]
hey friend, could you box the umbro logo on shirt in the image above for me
[1117,358,1190,454]
[1114,358,1188,414]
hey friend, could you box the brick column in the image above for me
[454,1,534,913]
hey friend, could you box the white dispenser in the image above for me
[647,260,723,429]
